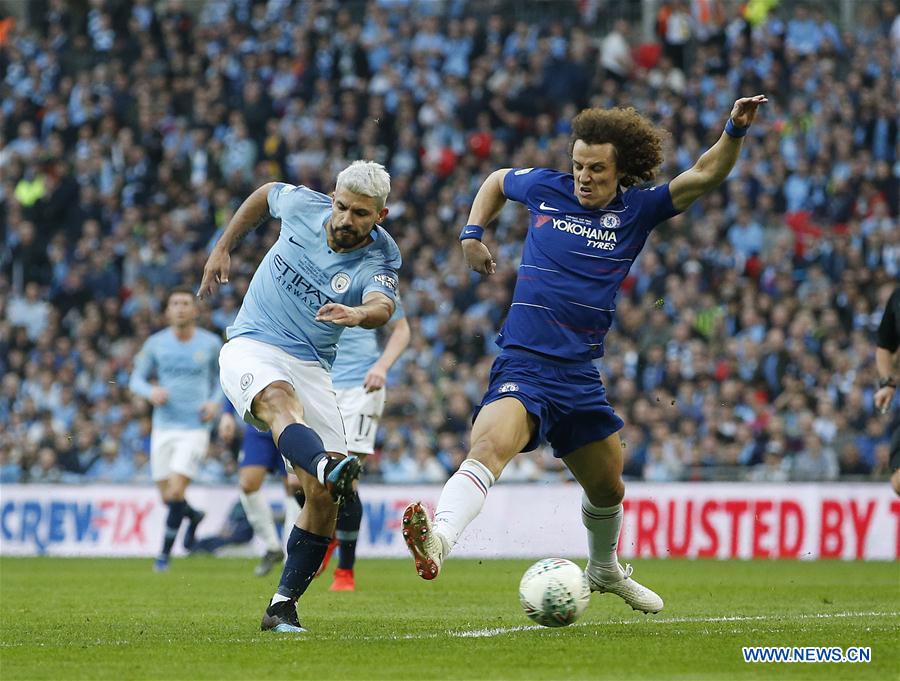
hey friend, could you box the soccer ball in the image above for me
[518,558,591,627]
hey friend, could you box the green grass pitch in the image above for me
[1,557,897,680]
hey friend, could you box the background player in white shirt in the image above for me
[129,287,223,572]
[321,299,410,591]
[198,161,401,633]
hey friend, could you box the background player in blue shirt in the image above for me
[198,161,401,633]
[324,298,410,591]
[403,96,768,615]
[129,286,223,572]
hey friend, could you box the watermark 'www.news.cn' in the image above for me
[742,647,871,664]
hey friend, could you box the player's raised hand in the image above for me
[462,239,496,276]
[363,363,388,392]
[316,303,365,327]
[729,95,768,128]
[197,247,231,299]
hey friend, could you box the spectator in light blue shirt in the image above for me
[728,210,765,259]
[84,441,136,483]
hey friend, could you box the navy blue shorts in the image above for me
[474,348,624,458]
[238,427,286,475]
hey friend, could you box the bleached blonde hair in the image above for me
[335,160,391,210]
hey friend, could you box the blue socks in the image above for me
[336,492,363,570]
[275,526,332,601]
[278,423,329,481]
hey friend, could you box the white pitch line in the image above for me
[0,611,895,647]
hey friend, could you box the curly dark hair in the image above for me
[570,107,666,187]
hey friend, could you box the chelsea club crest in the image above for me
[600,213,621,230]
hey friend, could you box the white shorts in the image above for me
[150,428,210,482]
[335,385,386,455]
[219,337,347,455]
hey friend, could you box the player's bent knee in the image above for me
[584,478,625,507]
[468,435,516,476]
[253,381,304,421]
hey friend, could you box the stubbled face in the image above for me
[572,140,621,209]
[328,188,388,251]
[166,292,197,328]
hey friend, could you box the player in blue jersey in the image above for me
[129,286,223,572]
[322,299,410,591]
[236,425,303,577]
[403,96,768,614]
[198,161,401,633]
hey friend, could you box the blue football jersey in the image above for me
[129,327,223,430]
[331,296,406,389]
[499,167,681,361]
[227,183,402,368]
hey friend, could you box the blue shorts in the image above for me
[474,348,624,458]
[238,427,286,475]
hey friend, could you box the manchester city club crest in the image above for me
[331,272,351,293]
[240,373,254,390]
[600,213,621,229]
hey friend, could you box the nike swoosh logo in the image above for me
[464,229,478,234]
[288,235,304,248]
[539,202,559,212]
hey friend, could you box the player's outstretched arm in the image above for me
[316,292,396,329]
[197,182,278,298]
[669,95,767,212]
[460,168,512,276]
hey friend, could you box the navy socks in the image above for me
[336,492,363,570]
[275,526,332,601]
[162,500,187,556]
[278,423,329,480]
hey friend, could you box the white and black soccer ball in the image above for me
[518,558,591,628]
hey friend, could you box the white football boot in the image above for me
[586,562,664,614]
[402,501,447,580]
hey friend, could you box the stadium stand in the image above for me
[1,0,898,486]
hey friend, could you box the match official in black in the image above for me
[874,285,900,496]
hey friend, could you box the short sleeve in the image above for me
[391,295,406,321]
[635,183,681,228]
[267,182,293,218]
[502,167,557,204]
[362,268,400,303]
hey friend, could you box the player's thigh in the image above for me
[469,397,537,473]
[169,429,210,483]
[562,431,625,506]
[337,385,384,456]
[150,429,177,484]
[239,465,267,493]
[288,361,348,456]
[219,338,302,431]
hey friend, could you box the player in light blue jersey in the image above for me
[129,286,223,572]
[403,97,768,616]
[198,161,401,634]
[320,298,410,591]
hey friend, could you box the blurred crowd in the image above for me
[1,0,898,487]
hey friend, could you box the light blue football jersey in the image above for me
[227,183,402,368]
[129,327,223,430]
[331,297,406,389]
